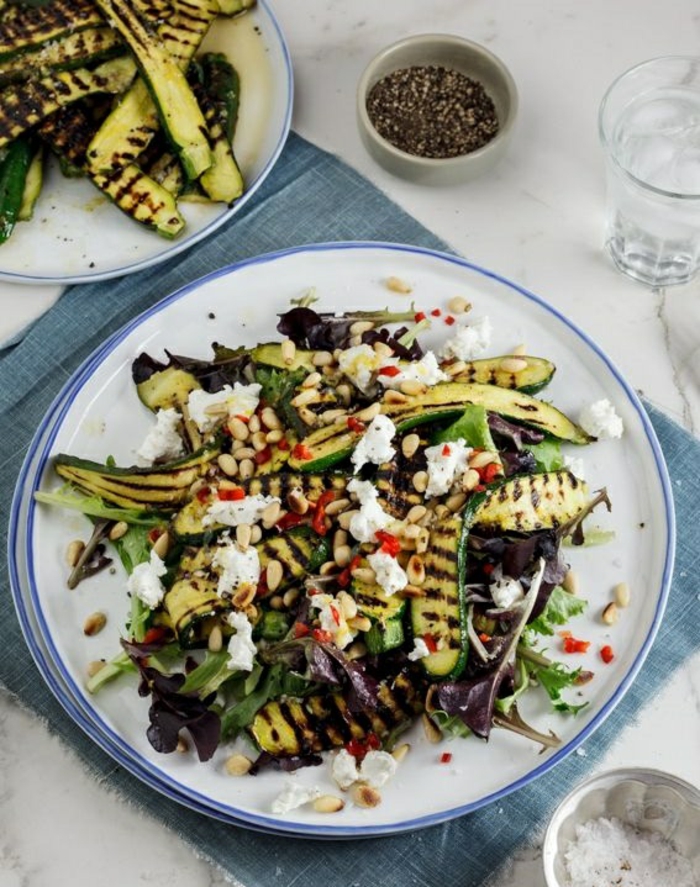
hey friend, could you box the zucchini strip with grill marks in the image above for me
[38,102,185,238]
[0,134,34,243]
[0,0,104,63]
[88,0,219,176]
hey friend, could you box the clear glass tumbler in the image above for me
[599,56,700,287]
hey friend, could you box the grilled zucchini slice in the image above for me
[351,566,406,654]
[0,0,104,63]
[449,356,555,395]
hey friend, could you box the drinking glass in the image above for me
[599,56,700,287]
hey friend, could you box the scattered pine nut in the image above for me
[562,569,579,595]
[225,753,254,776]
[66,539,85,568]
[601,602,618,625]
[613,581,631,607]
[232,583,256,609]
[108,521,129,541]
[499,356,529,373]
[384,275,412,294]
[400,379,427,397]
[228,417,250,441]
[412,470,428,494]
[311,350,334,367]
[151,530,170,559]
[447,295,470,314]
[401,433,421,459]
[392,743,411,762]
[208,624,223,652]
[83,611,107,636]
[280,338,296,365]
[383,389,408,405]
[218,453,238,477]
[352,784,382,808]
[86,659,107,678]
[313,794,345,814]
[266,559,284,593]
[236,523,252,551]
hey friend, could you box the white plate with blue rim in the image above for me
[0,0,292,286]
[8,242,675,837]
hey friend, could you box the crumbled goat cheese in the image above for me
[202,493,281,528]
[337,344,382,393]
[351,414,397,472]
[440,315,492,360]
[579,398,624,439]
[308,592,355,649]
[367,549,408,596]
[563,454,586,480]
[187,382,261,433]
[359,750,398,788]
[225,611,257,672]
[212,540,261,596]
[136,408,184,465]
[271,780,321,815]
[424,439,472,497]
[407,637,432,661]
[377,351,448,389]
[127,550,167,609]
[490,576,524,609]
[346,478,393,542]
[331,748,360,790]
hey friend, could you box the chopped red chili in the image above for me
[375,529,401,557]
[477,461,500,484]
[217,486,245,501]
[292,443,313,461]
[414,311,427,322]
[148,527,162,544]
[293,622,310,638]
[337,554,362,588]
[346,416,366,433]
[311,490,335,535]
[276,512,305,531]
[600,644,615,664]
[478,632,492,643]
[439,751,453,764]
[277,437,290,451]
[441,443,451,456]
[562,634,591,654]
[444,315,456,326]
[378,365,401,377]
[431,308,442,317]
[329,604,341,626]
[142,626,167,645]
[312,628,333,644]
[423,633,438,653]
[345,732,381,762]
[195,485,211,503]
[253,445,272,464]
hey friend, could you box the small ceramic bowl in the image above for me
[542,768,700,887]
[356,34,518,185]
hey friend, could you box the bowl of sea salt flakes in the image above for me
[542,768,700,887]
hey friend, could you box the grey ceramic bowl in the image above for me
[356,34,518,185]
[542,768,700,887]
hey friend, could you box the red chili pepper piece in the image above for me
[346,416,366,433]
[292,443,313,461]
[345,732,381,762]
[195,486,211,503]
[142,626,167,645]
[477,461,500,484]
[217,486,245,501]
[337,554,362,588]
[148,527,162,544]
[423,633,438,653]
[234,414,250,423]
[431,308,442,317]
[311,490,335,536]
[312,628,333,644]
[378,365,401,377]
[294,622,310,638]
[482,562,495,576]
[330,604,341,626]
[441,443,451,456]
[600,644,615,664]
[375,529,401,557]
[562,635,591,654]
[414,311,426,322]
[440,751,453,764]
[478,632,492,643]
[277,437,290,451]
[444,315,456,326]
[276,512,305,531]
[254,445,272,464]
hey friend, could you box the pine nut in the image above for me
[231,439,245,452]
[447,295,470,314]
[337,509,359,531]
[280,339,296,365]
[350,320,375,337]
[470,450,498,469]
[299,371,322,390]
[499,356,529,373]
[562,569,579,595]
[287,488,309,515]
[218,478,239,491]
[348,615,372,633]
[346,641,368,660]
[415,527,430,554]
[236,523,252,550]
[422,713,443,743]
[311,350,334,367]
[86,660,107,678]
[266,428,284,444]
[351,566,376,585]
[282,588,299,608]
[601,602,618,625]
[291,387,318,407]
[461,468,481,492]
[152,530,170,559]
[445,492,467,513]
[324,497,350,516]
[238,458,255,480]
[352,784,382,808]
[266,559,284,592]
[218,453,238,477]
[225,753,253,776]
[334,544,353,568]
[434,504,450,520]
[232,583,256,609]
[337,592,357,621]
[249,524,262,544]
[401,433,421,459]
[614,581,631,607]
[248,414,261,434]
[313,794,345,814]
[373,341,395,357]
[228,417,250,440]
[83,611,107,636]
[261,501,282,527]
[66,539,85,568]
[268,594,284,610]
[208,624,223,652]
[400,379,427,397]
[244,603,258,622]
[108,521,129,541]
[336,383,353,406]
[298,406,318,427]
[261,406,282,430]
[383,389,408,404]
[320,560,339,576]
[176,736,190,754]
[392,743,410,762]
[405,504,427,524]
[412,470,428,493]
[444,360,467,377]
[355,402,381,423]
[321,408,347,424]
[251,431,269,452]
[406,554,425,586]
[400,584,425,598]
[384,275,412,294]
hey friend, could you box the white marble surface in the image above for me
[2,1,700,885]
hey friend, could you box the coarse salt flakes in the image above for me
[563,816,695,887]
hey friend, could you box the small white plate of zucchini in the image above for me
[0,0,292,284]
[9,242,674,837]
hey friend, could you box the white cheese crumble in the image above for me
[351,413,397,472]
[424,439,472,497]
[331,748,359,790]
[308,592,355,649]
[346,478,393,543]
[367,549,408,596]
[127,550,167,609]
[271,780,321,815]
[187,382,261,433]
[579,398,624,439]
[212,540,261,596]
[359,750,398,788]
[407,637,432,661]
[440,315,492,360]
[136,407,184,466]
[489,576,524,609]
[225,611,257,672]
[202,493,281,528]
[376,351,448,389]
[337,344,382,393]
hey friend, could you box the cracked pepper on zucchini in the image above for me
[35,295,617,789]
[0,0,253,243]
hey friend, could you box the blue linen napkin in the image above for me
[1,132,699,887]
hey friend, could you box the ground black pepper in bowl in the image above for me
[365,65,500,159]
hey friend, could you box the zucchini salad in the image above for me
[36,292,623,815]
